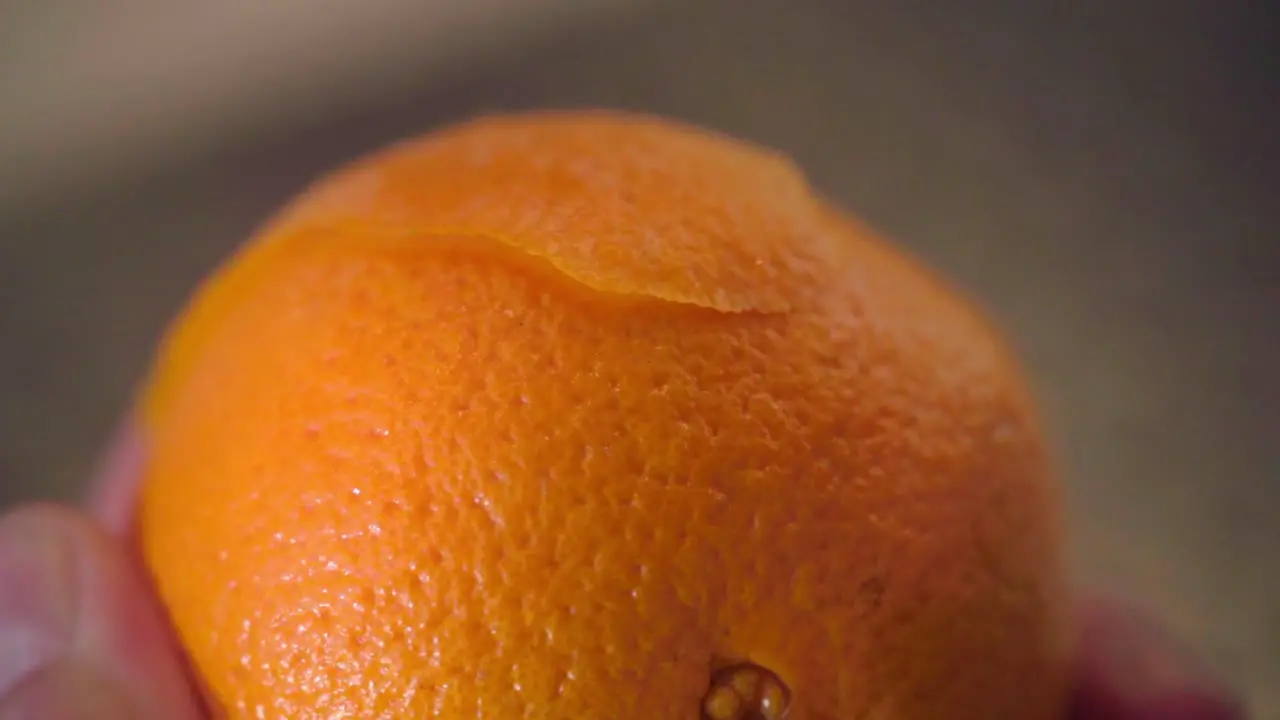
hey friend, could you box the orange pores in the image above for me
[137,111,1072,719]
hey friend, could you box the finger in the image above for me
[86,420,145,536]
[0,503,203,719]
[1070,598,1245,719]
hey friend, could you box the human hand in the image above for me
[0,427,201,719]
[0,425,1246,718]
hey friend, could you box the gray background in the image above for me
[2,0,1276,713]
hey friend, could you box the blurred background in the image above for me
[2,0,1276,713]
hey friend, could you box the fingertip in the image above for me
[1071,597,1245,719]
[0,504,202,719]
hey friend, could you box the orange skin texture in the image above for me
[138,111,1072,719]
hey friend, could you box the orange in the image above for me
[137,111,1072,719]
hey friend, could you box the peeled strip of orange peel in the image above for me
[266,112,847,314]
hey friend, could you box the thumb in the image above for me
[0,504,203,719]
